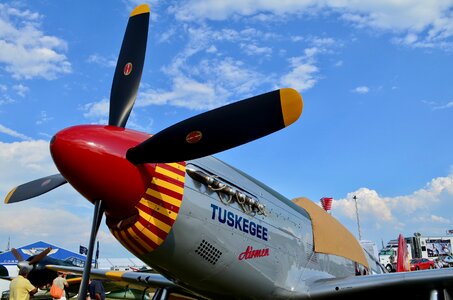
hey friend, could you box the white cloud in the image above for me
[206,45,218,53]
[240,43,272,57]
[422,100,453,110]
[138,24,273,110]
[138,75,221,110]
[35,111,53,125]
[280,56,319,91]
[154,57,268,110]
[311,37,336,47]
[0,206,88,240]
[0,98,14,105]
[147,23,336,107]
[333,171,453,240]
[172,0,453,48]
[0,124,31,141]
[0,140,55,190]
[82,98,109,123]
[0,3,71,80]
[430,215,450,224]
[86,54,116,68]
[352,86,370,94]
[172,0,316,21]
[199,57,267,94]
[12,84,29,97]
[0,203,124,258]
[279,37,338,91]
[0,140,123,256]
[433,101,453,110]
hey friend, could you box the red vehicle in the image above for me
[410,258,435,271]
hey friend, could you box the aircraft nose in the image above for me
[50,125,153,218]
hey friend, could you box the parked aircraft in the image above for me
[4,3,453,300]
[0,247,82,298]
[0,247,152,299]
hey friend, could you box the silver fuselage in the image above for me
[133,156,358,299]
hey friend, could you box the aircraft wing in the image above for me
[45,265,178,292]
[306,268,453,299]
[0,276,14,281]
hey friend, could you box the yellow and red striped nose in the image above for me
[50,124,187,254]
[50,125,154,218]
[109,162,186,255]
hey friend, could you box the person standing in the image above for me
[88,279,105,300]
[52,272,69,300]
[9,267,38,300]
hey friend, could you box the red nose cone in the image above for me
[50,125,154,218]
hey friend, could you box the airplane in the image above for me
[0,247,83,298]
[0,247,153,299]
[4,3,453,300]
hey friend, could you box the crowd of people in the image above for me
[8,268,105,300]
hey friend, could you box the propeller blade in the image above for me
[4,174,67,204]
[126,88,303,164]
[109,4,150,128]
[12,247,36,272]
[77,200,104,300]
[11,248,24,261]
[28,247,52,265]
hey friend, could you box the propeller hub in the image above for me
[50,125,154,218]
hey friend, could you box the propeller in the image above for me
[4,174,67,204]
[77,3,150,299]
[11,247,67,288]
[11,247,52,271]
[11,248,24,261]
[109,4,149,128]
[29,247,52,265]
[126,88,302,164]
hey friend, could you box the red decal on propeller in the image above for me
[41,179,51,187]
[186,131,202,144]
[123,62,133,76]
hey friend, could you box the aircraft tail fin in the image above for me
[396,234,411,272]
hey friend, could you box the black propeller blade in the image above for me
[12,247,52,272]
[77,200,104,300]
[126,88,303,164]
[4,174,67,204]
[108,4,150,128]
[11,248,24,261]
[28,247,52,265]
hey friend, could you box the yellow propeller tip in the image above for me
[280,88,303,127]
[4,187,17,204]
[130,4,150,17]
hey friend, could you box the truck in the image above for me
[378,247,396,272]
[379,234,453,271]
[378,238,412,272]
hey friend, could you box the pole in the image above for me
[353,195,362,240]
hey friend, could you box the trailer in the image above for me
[418,236,453,258]
[379,235,453,271]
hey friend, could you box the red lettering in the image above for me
[238,246,269,260]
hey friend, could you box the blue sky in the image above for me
[0,0,452,258]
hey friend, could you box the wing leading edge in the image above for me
[45,265,178,292]
[305,268,453,299]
